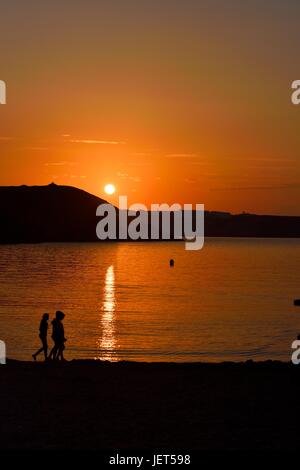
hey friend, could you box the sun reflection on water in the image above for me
[97,265,117,361]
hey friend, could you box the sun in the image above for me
[104,183,116,195]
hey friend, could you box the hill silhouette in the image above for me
[0,183,108,243]
[0,183,300,243]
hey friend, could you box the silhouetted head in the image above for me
[43,313,49,321]
[56,310,65,320]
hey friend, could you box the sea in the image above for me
[0,238,299,362]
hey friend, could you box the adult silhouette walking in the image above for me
[49,311,67,361]
[32,313,49,361]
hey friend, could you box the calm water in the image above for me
[0,239,299,362]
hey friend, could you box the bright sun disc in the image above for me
[104,184,116,195]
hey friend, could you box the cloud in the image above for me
[51,174,86,180]
[117,172,141,183]
[61,174,86,179]
[184,178,197,183]
[126,162,150,167]
[165,154,198,158]
[25,147,49,151]
[70,139,125,145]
[45,162,78,166]
[228,156,296,163]
[131,152,152,156]
[212,184,300,191]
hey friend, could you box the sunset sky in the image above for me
[0,0,300,214]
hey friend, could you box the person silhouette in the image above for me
[49,311,67,361]
[32,313,49,361]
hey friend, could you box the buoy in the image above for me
[170,259,174,267]
[294,299,300,307]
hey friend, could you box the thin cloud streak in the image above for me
[45,162,79,166]
[165,154,198,158]
[212,184,300,191]
[70,139,125,145]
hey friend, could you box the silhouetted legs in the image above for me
[49,343,59,361]
[32,337,48,361]
[49,342,66,361]
[57,343,66,361]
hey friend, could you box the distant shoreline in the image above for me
[1,236,300,246]
[1,184,300,243]
[4,358,292,365]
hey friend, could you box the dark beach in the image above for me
[0,360,299,450]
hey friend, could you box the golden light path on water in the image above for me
[97,265,117,361]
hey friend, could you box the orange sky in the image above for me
[0,0,300,214]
